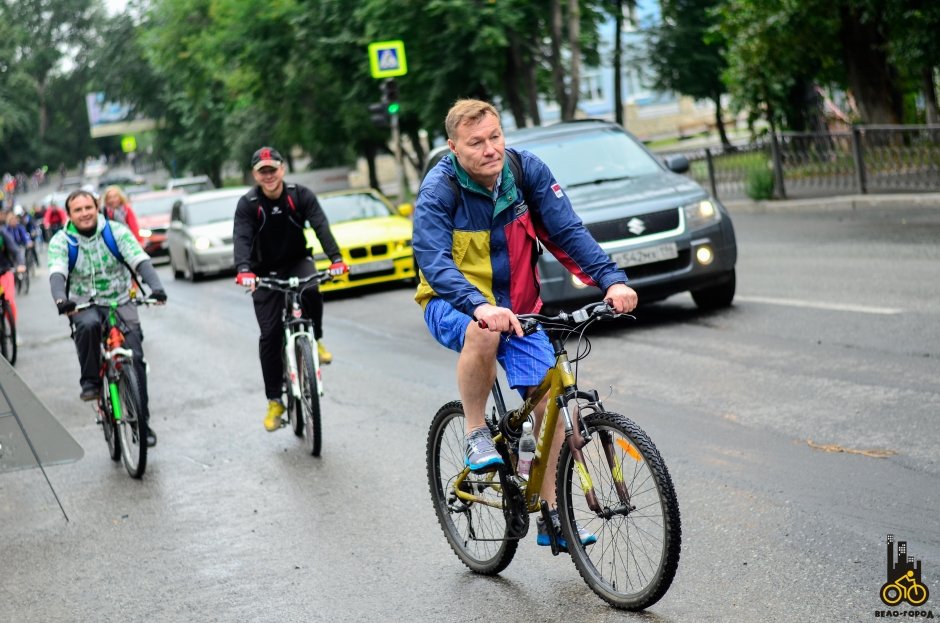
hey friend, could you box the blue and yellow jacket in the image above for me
[414,148,626,316]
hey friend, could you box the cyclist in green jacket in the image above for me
[48,190,167,447]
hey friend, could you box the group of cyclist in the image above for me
[44,99,636,552]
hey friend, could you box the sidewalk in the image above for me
[724,192,940,213]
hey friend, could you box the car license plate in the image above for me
[611,242,679,268]
[349,259,394,275]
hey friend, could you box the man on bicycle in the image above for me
[233,146,348,433]
[413,99,638,549]
[47,190,167,447]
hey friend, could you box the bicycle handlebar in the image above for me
[72,297,163,313]
[254,271,333,292]
[476,300,625,335]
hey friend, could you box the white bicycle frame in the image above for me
[281,283,323,400]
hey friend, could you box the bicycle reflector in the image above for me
[107,327,124,350]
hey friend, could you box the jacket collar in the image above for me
[449,151,520,217]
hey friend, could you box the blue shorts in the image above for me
[424,297,554,396]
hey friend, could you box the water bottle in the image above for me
[517,421,536,480]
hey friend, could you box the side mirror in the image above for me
[398,203,414,217]
[663,154,690,174]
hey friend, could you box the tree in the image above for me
[647,0,733,146]
[141,0,232,185]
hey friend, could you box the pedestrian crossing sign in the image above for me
[369,40,407,78]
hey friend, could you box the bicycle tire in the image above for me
[283,349,303,437]
[557,411,681,610]
[99,397,121,462]
[427,401,518,575]
[0,300,16,366]
[296,337,321,456]
[115,365,147,479]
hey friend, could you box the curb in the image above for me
[723,193,940,213]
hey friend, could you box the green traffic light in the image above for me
[387,102,400,115]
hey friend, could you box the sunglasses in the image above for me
[257,167,280,176]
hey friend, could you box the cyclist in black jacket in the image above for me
[233,146,349,432]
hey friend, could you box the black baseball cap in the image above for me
[251,146,284,171]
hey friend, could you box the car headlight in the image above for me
[683,199,721,230]
[139,228,153,238]
[193,236,212,250]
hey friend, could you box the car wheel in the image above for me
[691,269,735,310]
[171,254,184,280]
[185,253,201,283]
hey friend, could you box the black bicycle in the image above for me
[255,271,333,456]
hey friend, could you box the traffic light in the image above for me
[382,78,400,115]
[369,101,390,128]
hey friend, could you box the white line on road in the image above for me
[736,295,903,315]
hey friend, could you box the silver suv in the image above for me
[424,119,737,310]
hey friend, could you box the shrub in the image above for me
[745,166,775,200]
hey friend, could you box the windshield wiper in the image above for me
[566,175,633,188]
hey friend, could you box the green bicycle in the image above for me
[427,301,682,610]
[75,297,155,479]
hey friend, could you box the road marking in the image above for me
[737,295,903,315]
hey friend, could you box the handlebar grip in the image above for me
[477,319,488,329]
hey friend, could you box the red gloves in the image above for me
[236,271,257,288]
[328,261,349,276]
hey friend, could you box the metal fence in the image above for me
[659,125,940,201]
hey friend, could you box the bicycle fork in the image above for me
[560,392,634,517]
[284,326,322,400]
[103,347,135,421]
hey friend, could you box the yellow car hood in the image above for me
[306,216,412,253]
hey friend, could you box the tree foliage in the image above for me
[1,0,938,177]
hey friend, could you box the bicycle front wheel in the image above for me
[296,337,321,456]
[283,349,303,437]
[427,401,517,575]
[557,411,681,610]
[98,397,121,462]
[115,365,147,479]
[0,300,16,366]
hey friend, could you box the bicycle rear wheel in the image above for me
[0,300,16,366]
[427,401,518,575]
[115,365,147,478]
[557,411,681,610]
[296,336,321,456]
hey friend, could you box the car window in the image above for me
[319,193,394,223]
[132,196,181,216]
[513,127,662,188]
[185,196,237,226]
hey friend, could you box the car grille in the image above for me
[584,208,680,243]
[348,267,396,282]
[348,244,389,259]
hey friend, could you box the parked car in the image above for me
[307,188,415,292]
[167,187,247,281]
[128,190,187,261]
[166,175,214,194]
[59,176,86,191]
[99,173,148,192]
[423,119,737,310]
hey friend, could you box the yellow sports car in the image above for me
[307,188,416,292]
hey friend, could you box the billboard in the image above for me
[85,92,156,138]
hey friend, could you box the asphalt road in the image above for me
[1,200,938,622]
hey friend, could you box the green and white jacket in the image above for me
[48,215,150,304]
